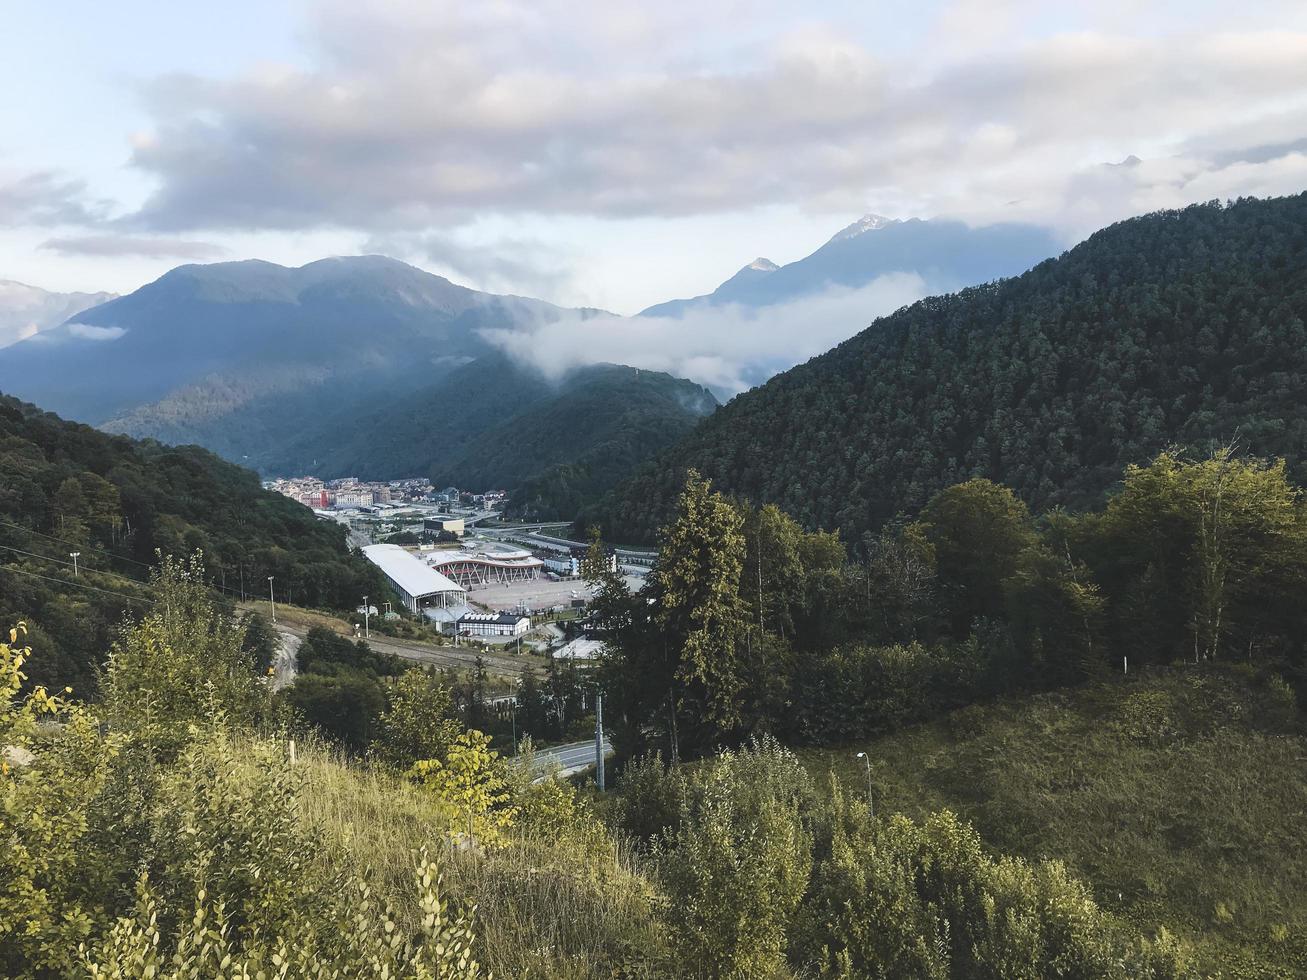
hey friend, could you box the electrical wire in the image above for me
[0,564,156,606]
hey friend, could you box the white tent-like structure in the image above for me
[362,544,466,616]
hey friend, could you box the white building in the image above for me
[458,611,531,637]
[538,546,617,578]
[362,544,466,616]
[428,545,544,588]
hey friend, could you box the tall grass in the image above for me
[801,664,1307,977]
[288,737,670,978]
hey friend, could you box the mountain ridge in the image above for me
[583,193,1307,544]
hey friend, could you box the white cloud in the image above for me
[65,322,126,341]
[40,235,228,260]
[110,1,1307,243]
[479,272,927,394]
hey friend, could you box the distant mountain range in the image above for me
[0,279,116,348]
[0,211,1066,506]
[639,214,1058,318]
[583,193,1307,544]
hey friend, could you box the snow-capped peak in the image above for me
[746,257,779,272]
[826,213,900,245]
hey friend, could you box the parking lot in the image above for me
[465,574,643,612]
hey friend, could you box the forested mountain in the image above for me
[0,392,383,692]
[441,365,718,518]
[0,255,591,466]
[639,214,1058,317]
[266,355,717,512]
[0,279,116,348]
[586,194,1307,544]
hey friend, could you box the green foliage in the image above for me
[0,393,386,693]
[799,794,1193,979]
[1091,448,1307,665]
[1,623,119,976]
[378,668,463,769]
[646,470,749,749]
[586,194,1307,545]
[920,479,1036,635]
[806,667,1307,976]
[102,553,270,745]
[655,737,815,979]
[410,730,517,848]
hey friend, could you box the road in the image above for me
[517,737,615,779]
[269,618,545,678]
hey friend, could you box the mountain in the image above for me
[266,354,718,516]
[0,391,384,693]
[0,255,582,460]
[0,279,116,348]
[441,364,718,518]
[584,193,1307,544]
[638,214,1058,318]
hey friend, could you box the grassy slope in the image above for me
[287,739,668,978]
[801,665,1307,976]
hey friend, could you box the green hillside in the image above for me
[0,392,383,693]
[583,194,1307,544]
[806,666,1307,977]
[434,364,718,518]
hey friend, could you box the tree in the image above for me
[919,480,1036,636]
[650,470,748,751]
[410,731,517,848]
[378,668,462,769]
[239,610,278,673]
[102,553,269,745]
[657,737,814,978]
[1095,449,1307,664]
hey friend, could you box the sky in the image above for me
[3,0,1307,315]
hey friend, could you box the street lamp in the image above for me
[362,594,371,638]
[855,751,873,817]
[69,552,80,576]
[268,576,276,624]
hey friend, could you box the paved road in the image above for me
[517,737,615,779]
[269,619,545,678]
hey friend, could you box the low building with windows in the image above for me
[538,546,617,578]
[457,611,531,637]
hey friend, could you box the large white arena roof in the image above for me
[362,544,464,597]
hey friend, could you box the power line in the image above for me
[0,543,81,568]
[0,519,154,570]
[0,565,156,606]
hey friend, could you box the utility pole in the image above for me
[595,690,605,791]
[268,576,276,624]
[362,595,371,639]
[69,551,80,576]
[856,751,873,817]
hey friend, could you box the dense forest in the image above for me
[7,450,1307,976]
[0,393,384,692]
[582,194,1307,544]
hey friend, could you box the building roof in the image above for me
[458,611,530,625]
[362,544,465,598]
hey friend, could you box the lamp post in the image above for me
[362,595,371,639]
[855,751,873,817]
[69,552,80,576]
[268,576,276,624]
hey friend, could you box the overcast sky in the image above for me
[4,0,1307,313]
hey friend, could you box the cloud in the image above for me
[39,235,228,260]
[0,170,107,227]
[362,231,574,300]
[479,272,927,395]
[65,322,126,341]
[113,1,1307,240]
